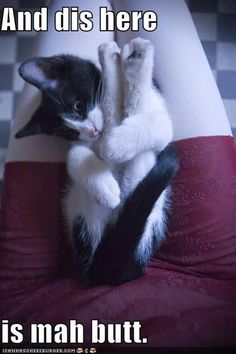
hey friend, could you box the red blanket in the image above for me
[0,136,236,348]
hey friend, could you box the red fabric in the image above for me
[0,136,236,347]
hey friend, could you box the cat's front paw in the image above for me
[88,173,121,209]
[99,41,121,69]
[121,37,154,80]
[99,126,137,163]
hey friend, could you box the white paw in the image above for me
[99,41,121,68]
[122,37,153,61]
[88,173,121,209]
[121,37,154,79]
[99,126,137,163]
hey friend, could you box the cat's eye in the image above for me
[74,101,83,115]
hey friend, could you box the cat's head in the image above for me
[16,55,103,142]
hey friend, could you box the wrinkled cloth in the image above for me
[0,136,236,347]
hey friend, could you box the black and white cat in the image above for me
[16,38,179,285]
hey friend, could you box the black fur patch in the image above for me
[72,216,94,281]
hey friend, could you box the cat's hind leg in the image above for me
[67,144,120,210]
[65,144,121,280]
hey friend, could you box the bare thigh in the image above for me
[111,0,232,141]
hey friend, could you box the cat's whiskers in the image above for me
[98,79,104,106]
[59,88,67,109]
[99,80,106,111]
[91,76,96,106]
[46,89,64,107]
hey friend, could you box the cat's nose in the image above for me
[88,129,100,139]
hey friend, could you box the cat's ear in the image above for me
[18,56,67,91]
[15,105,59,138]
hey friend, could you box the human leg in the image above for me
[0,0,113,301]
[112,0,232,141]
[110,0,236,280]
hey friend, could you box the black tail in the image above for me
[88,143,179,286]
[72,216,95,281]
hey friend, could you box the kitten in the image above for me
[16,38,179,285]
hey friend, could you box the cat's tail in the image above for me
[88,143,180,286]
